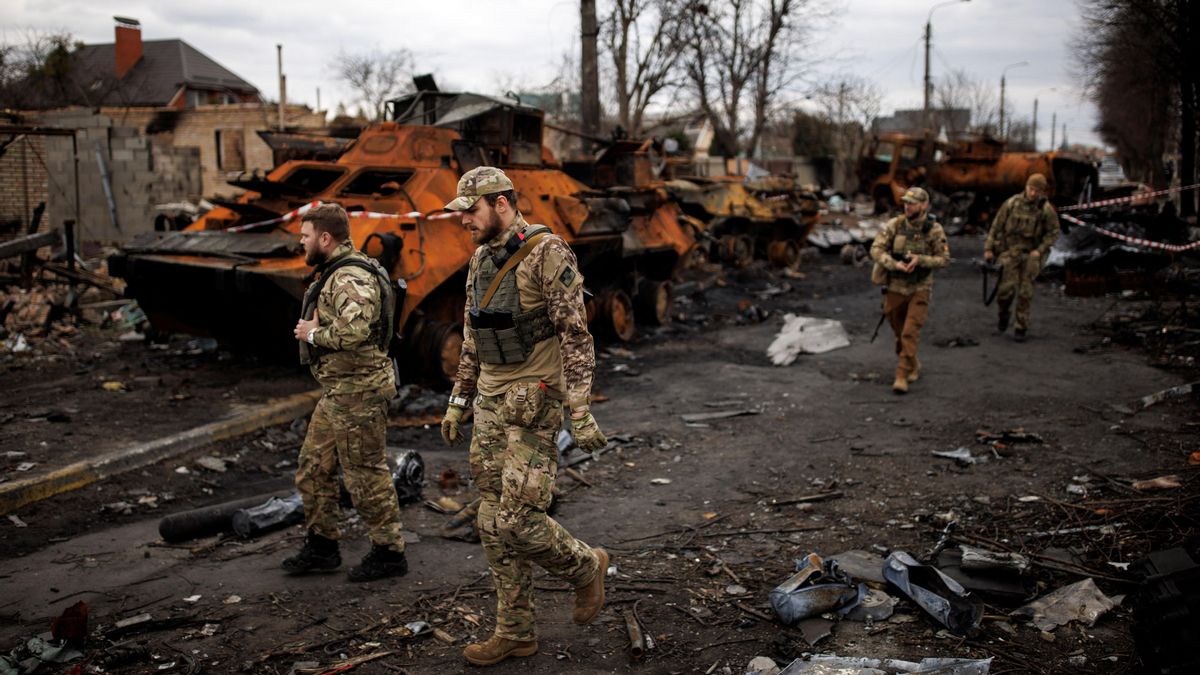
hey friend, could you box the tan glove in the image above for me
[441,405,466,446]
[570,412,607,452]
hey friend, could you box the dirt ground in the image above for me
[2,234,1197,674]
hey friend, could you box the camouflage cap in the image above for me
[443,166,515,211]
[901,187,929,204]
[1026,173,1048,190]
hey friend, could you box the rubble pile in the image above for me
[0,285,78,354]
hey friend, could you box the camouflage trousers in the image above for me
[470,381,600,642]
[884,289,930,379]
[996,252,1043,331]
[295,385,404,551]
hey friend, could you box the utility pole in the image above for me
[1050,111,1057,150]
[1032,97,1038,152]
[580,0,601,146]
[276,44,286,130]
[923,20,931,129]
[923,1,972,132]
[999,61,1028,140]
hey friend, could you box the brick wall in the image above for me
[0,135,50,236]
[104,103,325,198]
[41,111,202,243]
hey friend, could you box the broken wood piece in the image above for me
[769,491,844,506]
[563,467,593,486]
[680,409,761,423]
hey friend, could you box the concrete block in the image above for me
[120,137,148,150]
[110,150,135,162]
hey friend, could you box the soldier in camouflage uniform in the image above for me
[985,173,1059,342]
[439,167,609,667]
[870,187,951,394]
[285,203,408,582]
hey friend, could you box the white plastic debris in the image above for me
[768,314,851,366]
[1010,578,1116,632]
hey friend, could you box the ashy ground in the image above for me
[1,235,1196,674]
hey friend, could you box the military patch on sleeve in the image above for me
[558,266,577,288]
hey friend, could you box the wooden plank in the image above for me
[0,230,59,260]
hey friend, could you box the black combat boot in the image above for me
[997,307,1010,332]
[347,545,408,582]
[281,530,341,574]
[1013,328,1027,342]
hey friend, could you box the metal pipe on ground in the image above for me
[158,492,290,543]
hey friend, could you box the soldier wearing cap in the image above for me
[286,203,408,581]
[439,166,609,666]
[869,187,951,394]
[985,173,1059,341]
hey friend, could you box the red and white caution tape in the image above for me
[227,201,460,233]
[1057,183,1200,212]
[1059,212,1200,253]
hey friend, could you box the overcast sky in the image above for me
[2,0,1101,149]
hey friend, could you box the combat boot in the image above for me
[907,359,921,383]
[892,376,908,394]
[1013,328,1027,343]
[347,544,408,582]
[281,530,341,574]
[997,308,1010,332]
[463,635,538,666]
[573,548,609,625]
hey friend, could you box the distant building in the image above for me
[873,108,970,137]
[4,17,325,240]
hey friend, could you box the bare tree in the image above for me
[602,0,687,136]
[681,0,826,157]
[935,69,999,136]
[331,48,415,122]
[1074,0,1198,215]
[0,29,102,109]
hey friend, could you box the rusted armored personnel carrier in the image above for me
[860,132,1098,220]
[662,175,820,270]
[110,90,695,381]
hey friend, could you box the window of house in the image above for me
[338,170,414,196]
[279,167,346,194]
[215,129,245,171]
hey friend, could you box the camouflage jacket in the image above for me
[870,213,951,295]
[985,193,1060,258]
[305,241,395,395]
[452,215,595,411]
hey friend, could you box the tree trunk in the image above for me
[1180,81,1196,217]
[581,0,601,143]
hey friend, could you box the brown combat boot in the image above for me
[892,375,908,394]
[463,635,538,666]
[907,359,921,383]
[572,548,609,625]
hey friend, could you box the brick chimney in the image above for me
[114,16,142,78]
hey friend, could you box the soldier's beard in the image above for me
[305,246,329,267]
[471,207,505,245]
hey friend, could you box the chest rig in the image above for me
[889,216,936,283]
[1003,196,1047,252]
[299,251,395,365]
[468,224,556,365]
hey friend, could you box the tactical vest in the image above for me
[298,251,395,365]
[888,215,935,284]
[468,225,556,365]
[1002,195,1047,253]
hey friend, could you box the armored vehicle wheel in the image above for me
[635,279,672,326]
[766,239,801,270]
[720,234,754,268]
[595,289,636,342]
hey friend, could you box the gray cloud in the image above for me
[1,0,1100,147]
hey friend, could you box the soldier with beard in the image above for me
[440,167,608,666]
[286,203,408,581]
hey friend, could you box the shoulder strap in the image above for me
[479,231,550,308]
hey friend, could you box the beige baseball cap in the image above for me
[443,166,515,211]
[901,187,929,204]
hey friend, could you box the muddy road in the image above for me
[2,235,1196,674]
